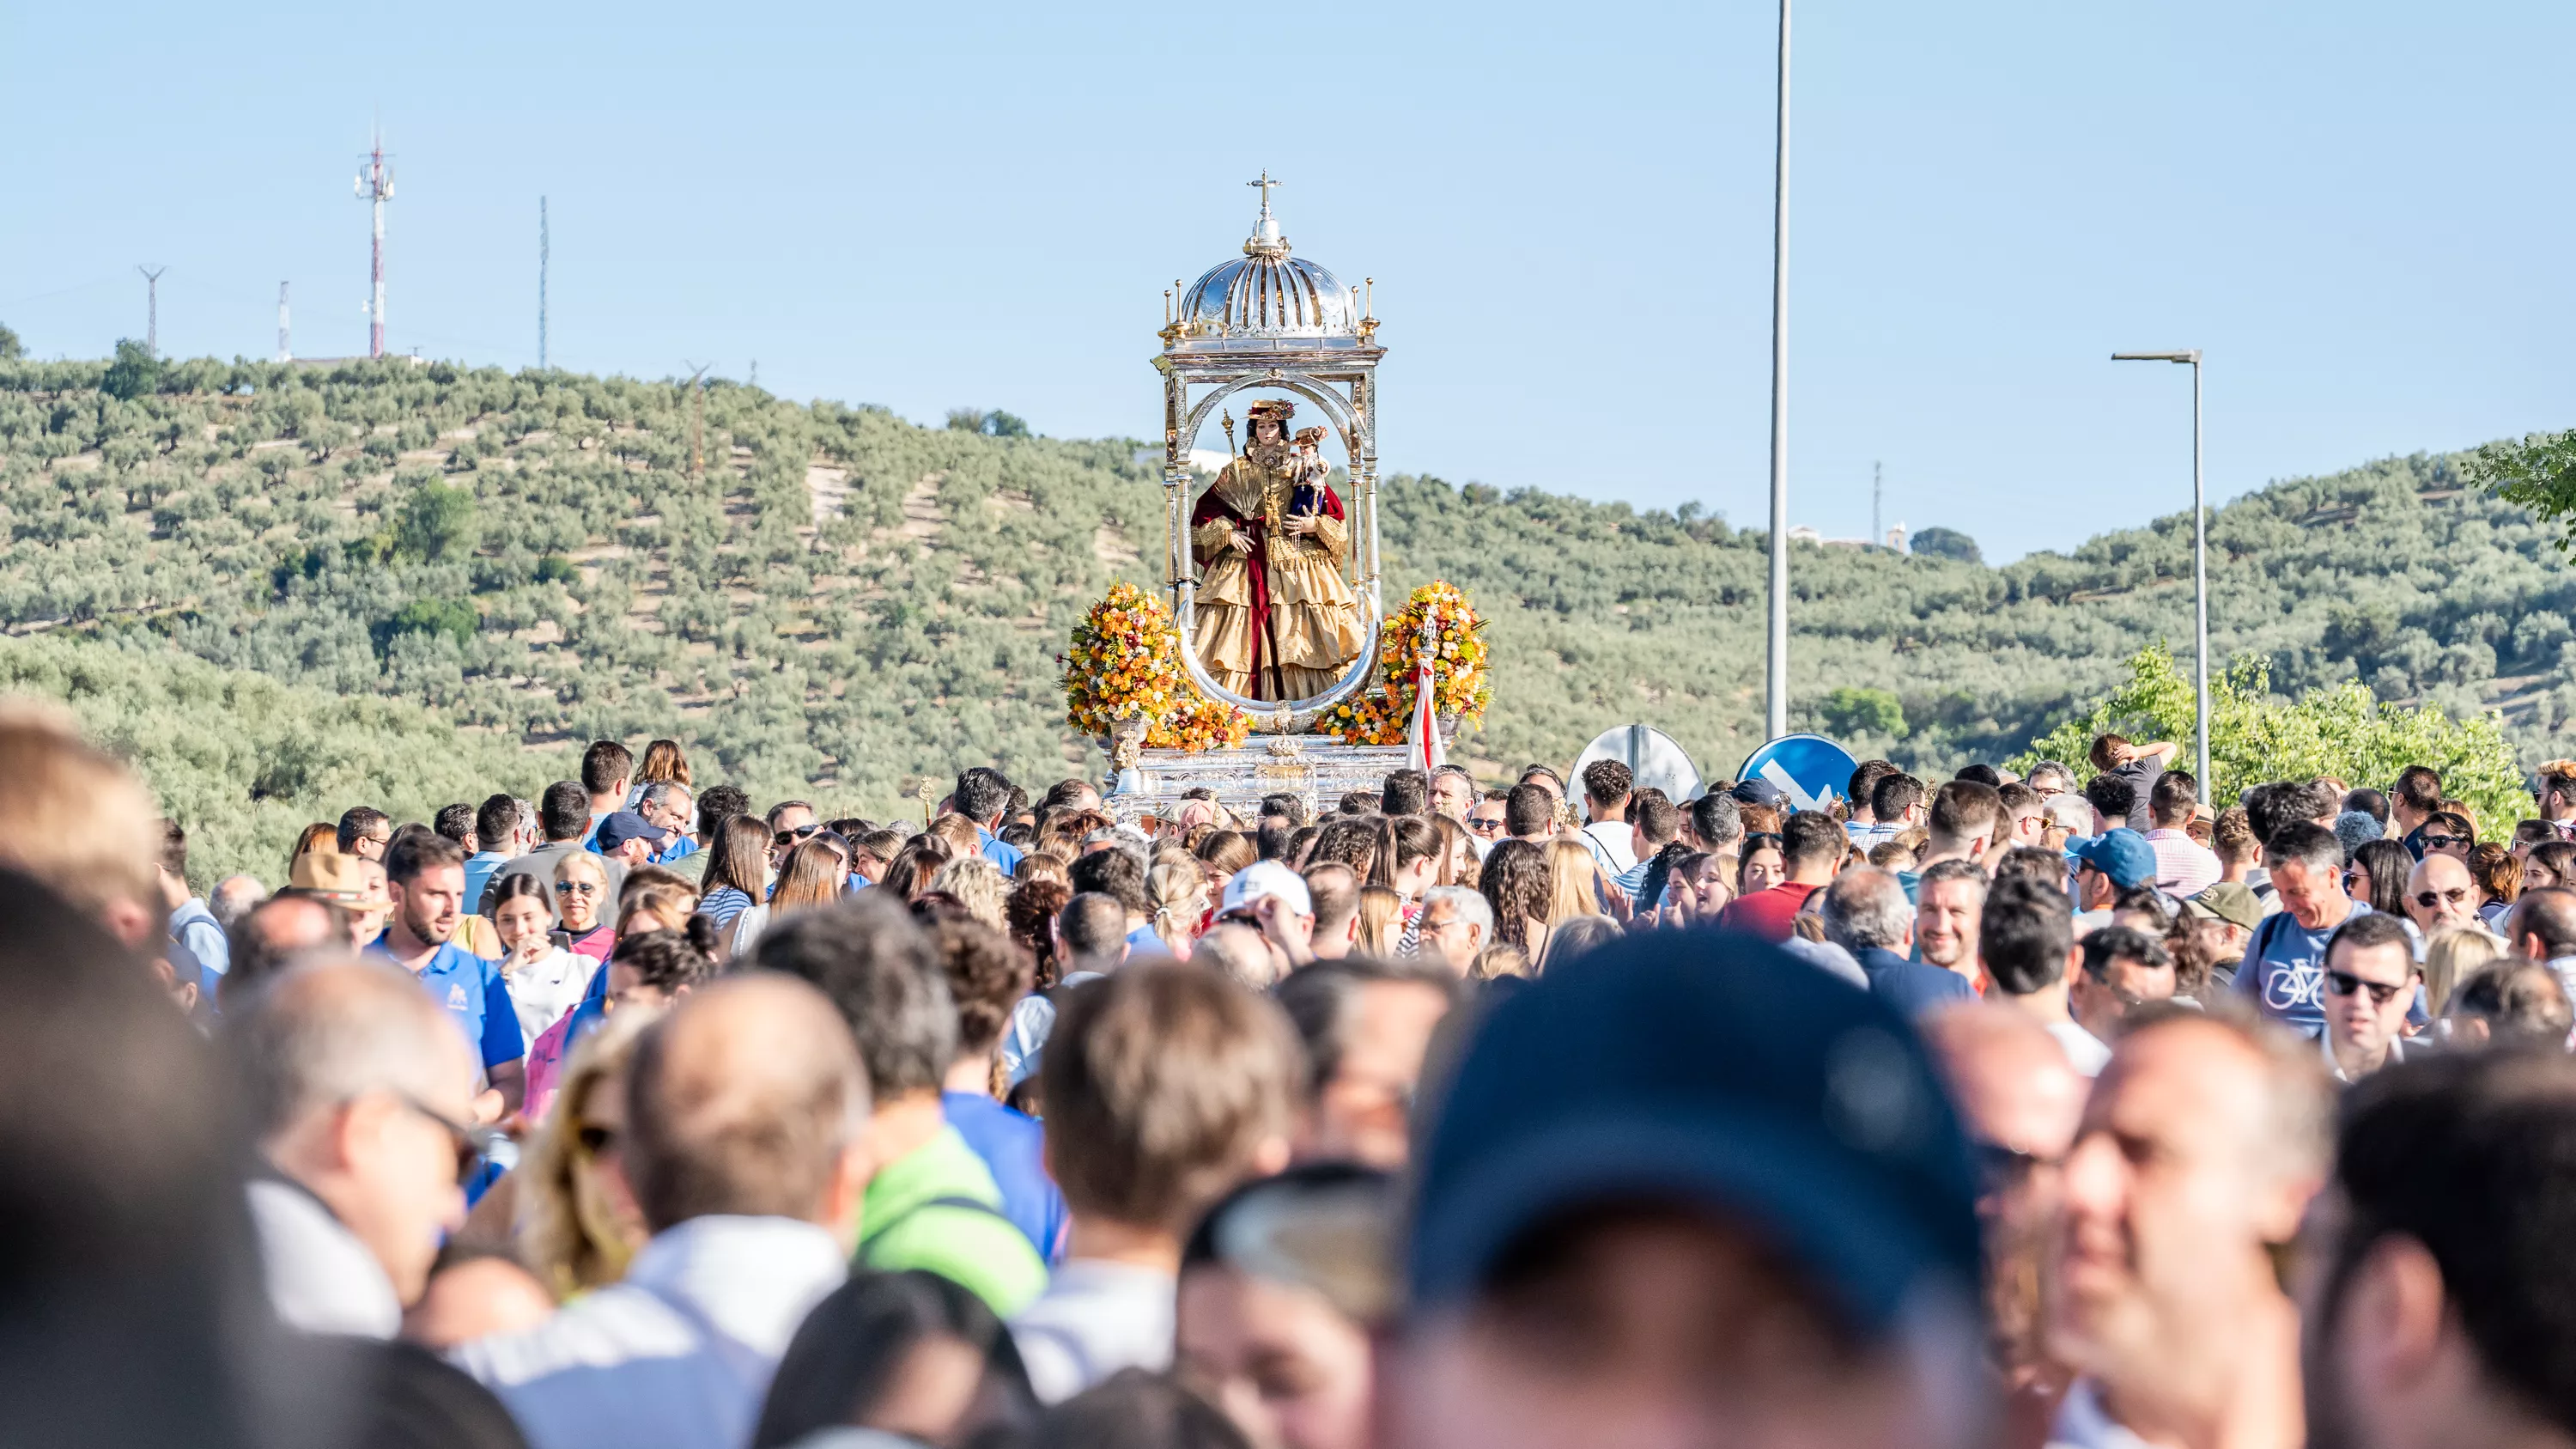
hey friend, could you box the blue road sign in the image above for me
[1737,734,1857,813]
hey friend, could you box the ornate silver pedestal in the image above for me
[1103,740,1417,826]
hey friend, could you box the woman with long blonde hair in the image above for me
[1146,854,1209,959]
[1542,836,1607,927]
[1354,884,1406,957]
[2423,926,2507,1021]
[931,855,1011,932]
[721,836,847,962]
[518,1007,659,1300]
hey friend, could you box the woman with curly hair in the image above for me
[1005,877,1072,990]
[1477,837,1551,962]
[931,855,1011,933]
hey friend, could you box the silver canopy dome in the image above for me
[1175,180,1358,340]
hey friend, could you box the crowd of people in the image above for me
[19,707,2576,1449]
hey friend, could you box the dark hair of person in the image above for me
[2471,842,2524,908]
[1255,821,1291,861]
[1954,763,2003,788]
[754,895,954,1097]
[2266,820,2347,876]
[1579,758,1632,810]
[954,766,1013,825]
[1380,770,1431,818]
[538,781,590,843]
[1517,763,1564,791]
[1870,773,1924,825]
[2283,778,2342,828]
[1306,817,1383,886]
[1029,1368,1251,1449]
[337,805,391,853]
[1387,815,1442,875]
[2326,909,2416,965]
[1335,790,1375,816]
[750,1269,1036,1449]
[1005,878,1071,989]
[1283,824,1322,867]
[1258,792,1308,828]
[2431,809,2477,846]
[580,739,635,795]
[1194,830,1257,877]
[1780,810,1846,874]
[474,793,520,849]
[1273,957,1462,1104]
[2342,786,2391,825]
[878,835,956,903]
[2240,782,2293,849]
[2083,773,2137,826]
[934,917,1033,1058]
[1846,759,1897,812]
[431,802,475,845]
[1982,877,2075,995]
[696,782,750,839]
[2530,841,2576,892]
[384,830,465,886]
[1058,892,1128,965]
[610,921,719,993]
[2148,771,2198,827]
[2324,1050,2576,1439]
[2081,924,2172,980]
[2514,889,2576,961]
[1476,838,1549,953]
[2449,962,2576,1045]
[1503,783,1553,837]
[220,888,350,1007]
[1069,845,1147,914]
[486,870,553,917]
[2348,839,2414,917]
[2392,765,2444,815]
[700,815,771,899]
[1689,790,1741,849]
[1992,844,2069,888]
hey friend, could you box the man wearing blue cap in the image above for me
[2069,829,2160,934]
[1382,930,1991,1449]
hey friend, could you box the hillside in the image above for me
[0,351,2568,847]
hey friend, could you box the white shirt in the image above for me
[455,1215,848,1449]
[504,947,594,1050]
[1002,971,1105,1089]
[1578,819,1639,878]
[2049,1020,2112,1078]
[1011,1258,1176,1405]
[2143,829,2222,897]
[248,1177,401,1339]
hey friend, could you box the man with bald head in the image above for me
[1920,1002,2088,1439]
[2403,851,2479,938]
[229,957,484,1337]
[456,974,872,1449]
[2046,1006,2334,1449]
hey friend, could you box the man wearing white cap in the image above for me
[1218,861,1315,972]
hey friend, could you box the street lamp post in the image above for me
[1764,0,1791,741]
[2111,350,2210,795]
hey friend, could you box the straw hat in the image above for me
[289,851,393,916]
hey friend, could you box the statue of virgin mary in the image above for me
[1188,399,1367,700]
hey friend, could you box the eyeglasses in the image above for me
[2342,870,2366,893]
[557,880,599,897]
[1466,815,1505,834]
[394,1093,505,1184]
[2421,834,2465,850]
[773,825,820,849]
[2324,969,2412,1007]
[2413,886,2470,910]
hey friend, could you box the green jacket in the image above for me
[857,1124,1048,1317]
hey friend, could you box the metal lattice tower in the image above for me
[354,133,394,359]
[137,266,166,356]
[276,283,292,363]
[538,197,549,369]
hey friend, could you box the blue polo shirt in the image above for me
[374,941,525,1074]
[978,826,1023,875]
[460,851,512,919]
[944,1090,1069,1263]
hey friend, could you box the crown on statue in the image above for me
[1245,399,1295,422]
[1292,426,1327,447]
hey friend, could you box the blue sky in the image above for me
[3,1,2569,562]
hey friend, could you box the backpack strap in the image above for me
[859,1195,1017,1267]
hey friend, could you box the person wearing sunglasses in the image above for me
[2402,852,2481,940]
[1463,795,1510,842]
[233,958,487,1338]
[2319,912,2422,1083]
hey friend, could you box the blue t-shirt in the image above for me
[979,827,1024,875]
[374,941,526,1072]
[460,851,513,921]
[943,1090,1068,1264]
[651,836,699,866]
[2234,901,2372,1038]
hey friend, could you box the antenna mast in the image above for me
[276,283,292,363]
[137,266,167,356]
[538,197,549,370]
[354,132,394,359]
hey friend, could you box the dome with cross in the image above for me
[1172,174,1361,341]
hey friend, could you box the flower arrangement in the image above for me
[1060,582,1250,753]
[1325,581,1492,745]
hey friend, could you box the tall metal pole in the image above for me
[355,135,392,360]
[2113,350,2211,792]
[2191,356,2210,793]
[1764,0,1791,740]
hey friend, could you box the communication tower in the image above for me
[354,134,394,359]
[137,266,166,356]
